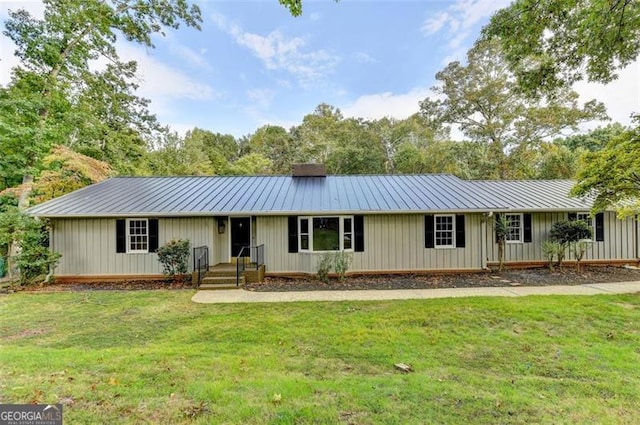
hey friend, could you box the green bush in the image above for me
[541,240,562,271]
[316,252,333,284]
[549,220,592,270]
[333,251,353,282]
[157,239,190,277]
[0,208,61,284]
[316,251,353,283]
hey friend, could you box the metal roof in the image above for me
[468,180,593,211]
[27,175,593,218]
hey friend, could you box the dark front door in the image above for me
[231,217,251,257]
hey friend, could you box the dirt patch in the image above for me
[245,266,640,292]
[5,328,48,341]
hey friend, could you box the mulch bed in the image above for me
[245,265,640,292]
[3,265,640,293]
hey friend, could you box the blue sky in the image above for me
[1,0,638,138]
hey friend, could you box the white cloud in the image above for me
[211,13,339,87]
[168,42,211,70]
[341,88,432,121]
[1,1,46,85]
[246,88,274,110]
[422,0,510,64]
[575,60,640,127]
[422,12,449,35]
[117,43,215,103]
[354,51,376,64]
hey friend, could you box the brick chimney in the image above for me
[292,163,326,177]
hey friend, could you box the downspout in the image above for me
[45,218,54,283]
[480,213,488,270]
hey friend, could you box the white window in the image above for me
[505,213,522,243]
[435,215,455,248]
[299,216,354,252]
[127,219,149,253]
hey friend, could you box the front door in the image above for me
[230,217,251,257]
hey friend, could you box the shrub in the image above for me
[549,220,592,270]
[333,251,353,282]
[0,208,61,284]
[573,239,593,272]
[316,252,333,284]
[157,239,190,277]
[541,240,561,271]
[316,251,353,283]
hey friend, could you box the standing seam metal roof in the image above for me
[26,174,593,217]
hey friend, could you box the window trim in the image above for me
[576,212,595,238]
[298,216,355,252]
[126,218,149,254]
[505,213,523,244]
[434,214,455,249]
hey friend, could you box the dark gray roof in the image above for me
[468,180,593,211]
[27,175,593,218]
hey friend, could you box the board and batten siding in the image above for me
[51,217,214,276]
[485,211,638,263]
[256,214,484,274]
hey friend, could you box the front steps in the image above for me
[197,263,245,290]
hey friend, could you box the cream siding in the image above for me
[51,217,215,276]
[485,211,638,263]
[256,214,483,274]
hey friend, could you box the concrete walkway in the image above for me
[192,281,640,304]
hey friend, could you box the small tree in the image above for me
[157,239,190,280]
[549,220,592,271]
[495,215,509,271]
[573,240,593,273]
[0,208,61,284]
[333,251,353,282]
[541,240,562,272]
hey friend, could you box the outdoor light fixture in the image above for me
[217,218,226,234]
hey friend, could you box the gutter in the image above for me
[30,208,606,219]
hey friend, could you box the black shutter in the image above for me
[495,213,501,243]
[455,215,466,248]
[116,219,126,253]
[148,219,159,252]
[288,216,298,253]
[595,212,605,241]
[354,215,365,252]
[568,212,577,221]
[523,213,532,243]
[425,215,434,248]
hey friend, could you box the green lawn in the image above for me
[1,290,639,424]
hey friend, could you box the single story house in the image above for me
[28,165,639,282]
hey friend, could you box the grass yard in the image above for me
[1,290,640,424]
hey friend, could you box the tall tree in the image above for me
[419,40,607,179]
[483,0,640,96]
[571,118,640,217]
[247,125,296,174]
[1,0,202,207]
[483,0,639,210]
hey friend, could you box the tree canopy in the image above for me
[483,0,640,95]
[419,40,607,179]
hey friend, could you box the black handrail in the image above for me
[236,244,264,286]
[193,246,209,285]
